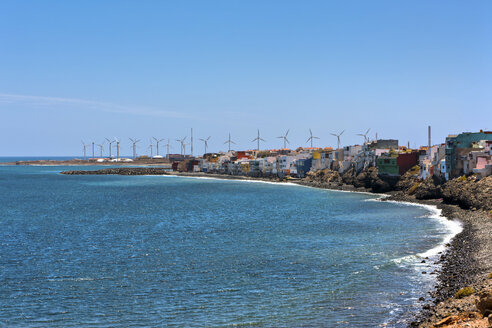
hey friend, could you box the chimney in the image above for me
[428,125,431,150]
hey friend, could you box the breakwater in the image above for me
[61,167,170,175]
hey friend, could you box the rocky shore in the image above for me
[60,167,492,326]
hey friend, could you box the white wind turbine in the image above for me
[81,141,88,160]
[181,141,190,155]
[97,141,105,158]
[152,137,164,156]
[331,130,345,149]
[148,139,154,157]
[176,136,187,155]
[129,138,140,159]
[277,129,290,149]
[165,138,171,156]
[224,133,236,152]
[105,138,114,158]
[114,137,121,161]
[200,136,211,154]
[252,129,266,151]
[357,128,371,144]
[306,129,319,148]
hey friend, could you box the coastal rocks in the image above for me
[395,169,420,191]
[476,291,492,317]
[61,168,170,175]
[415,177,444,200]
[305,169,342,185]
[442,176,492,211]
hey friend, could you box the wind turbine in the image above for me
[81,141,88,160]
[165,138,171,156]
[114,137,120,161]
[182,141,190,155]
[251,129,266,151]
[277,129,290,149]
[306,129,319,148]
[200,136,211,154]
[176,136,187,155]
[224,133,235,152]
[357,128,371,144]
[97,141,105,158]
[331,130,345,149]
[129,138,140,159]
[105,138,114,158]
[149,139,154,157]
[152,137,164,156]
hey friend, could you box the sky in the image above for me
[0,1,491,156]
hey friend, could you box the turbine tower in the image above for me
[149,139,154,157]
[200,136,211,154]
[251,129,266,151]
[176,136,187,155]
[277,129,290,149]
[182,141,190,155]
[224,133,235,152]
[129,138,140,159]
[306,129,319,148]
[105,138,114,158]
[331,130,345,149]
[81,141,88,160]
[152,137,164,156]
[91,141,95,159]
[165,138,171,156]
[114,138,120,161]
[97,141,105,158]
[356,128,371,144]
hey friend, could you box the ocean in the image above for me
[0,165,461,327]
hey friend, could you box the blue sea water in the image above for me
[0,165,460,327]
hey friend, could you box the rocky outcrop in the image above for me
[306,167,398,193]
[61,168,169,175]
[476,290,492,317]
[305,168,492,211]
[414,177,444,200]
[305,169,343,186]
[441,176,492,211]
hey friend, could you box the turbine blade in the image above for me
[330,133,337,137]
[285,129,289,136]
[340,130,345,135]
[286,138,290,144]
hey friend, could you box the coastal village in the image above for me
[164,129,492,183]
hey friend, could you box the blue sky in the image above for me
[1,1,491,156]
